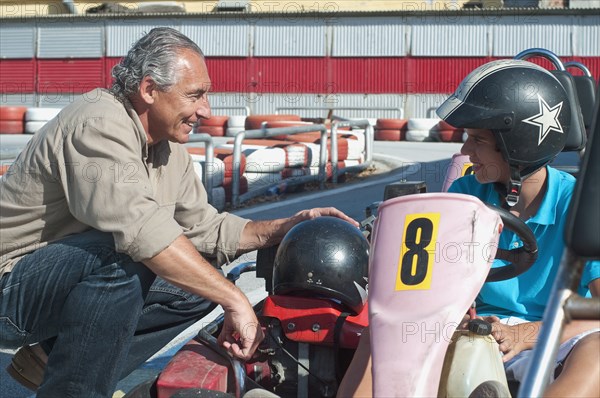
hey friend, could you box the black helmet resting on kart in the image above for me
[272,217,369,314]
[437,59,571,207]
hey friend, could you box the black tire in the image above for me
[468,380,511,398]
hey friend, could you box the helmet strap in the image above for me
[506,167,522,207]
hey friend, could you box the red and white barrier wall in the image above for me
[1,11,598,117]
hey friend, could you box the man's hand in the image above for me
[218,303,264,361]
[483,316,539,362]
[239,207,358,253]
[291,207,359,228]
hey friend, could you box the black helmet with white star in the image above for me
[437,59,571,206]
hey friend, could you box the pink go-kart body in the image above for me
[369,193,502,397]
[441,153,473,192]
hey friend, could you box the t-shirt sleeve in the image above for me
[174,149,249,265]
[59,116,183,261]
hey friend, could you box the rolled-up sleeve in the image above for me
[59,116,182,261]
[173,148,248,265]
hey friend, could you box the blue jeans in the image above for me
[0,230,217,397]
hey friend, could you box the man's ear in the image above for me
[139,76,157,105]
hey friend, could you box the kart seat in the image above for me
[565,86,599,257]
[565,61,597,134]
[550,69,587,152]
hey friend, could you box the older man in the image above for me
[0,27,356,397]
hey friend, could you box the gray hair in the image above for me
[110,27,204,100]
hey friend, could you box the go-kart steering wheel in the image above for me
[485,204,538,282]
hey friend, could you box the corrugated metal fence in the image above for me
[1,11,598,117]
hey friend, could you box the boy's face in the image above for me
[461,129,510,185]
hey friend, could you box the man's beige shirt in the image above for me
[0,89,248,277]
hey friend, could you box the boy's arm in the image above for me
[487,278,600,362]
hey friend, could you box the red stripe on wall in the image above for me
[18,56,599,96]
[104,57,122,89]
[37,59,104,94]
[250,57,329,93]
[205,58,252,93]
[330,58,408,94]
[0,59,35,93]
[408,57,491,94]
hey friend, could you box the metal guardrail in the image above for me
[230,124,330,208]
[275,106,404,119]
[330,119,374,183]
[187,133,215,204]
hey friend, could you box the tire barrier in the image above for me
[405,129,432,142]
[190,155,226,188]
[0,106,27,134]
[199,115,229,127]
[265,120,314,140]
[188,147,247,179]
[405,118,440,142]
[0,120,24,134]
[3,110,369,209]
[230,139,309,168]
[0,164,11,176]
[24,121,48,134]
[195,116,228,137]
[433,120,465,143]
[225,115,246,137]
[374,118,407,142]
[219,144,287,173]
[223,176,248,202]
[375,129,405,141]
[194,125,225,137]
[24,107,61,135]
[244,114,301,130]
[373,118,464,143]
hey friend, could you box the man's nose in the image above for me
[197,97,211,120]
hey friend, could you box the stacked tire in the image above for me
[186,146,248,211]
[433,121,465,143]
[406,118,441,142]
[244,114,301,131]
[374,118,408,141]
[25,108,61,134]
[195,116,229,137]
[0,106,27,134]
[226,115,246,137]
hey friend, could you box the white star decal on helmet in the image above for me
[522,94,564,146]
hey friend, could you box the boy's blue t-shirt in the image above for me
[448,166,600,321]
